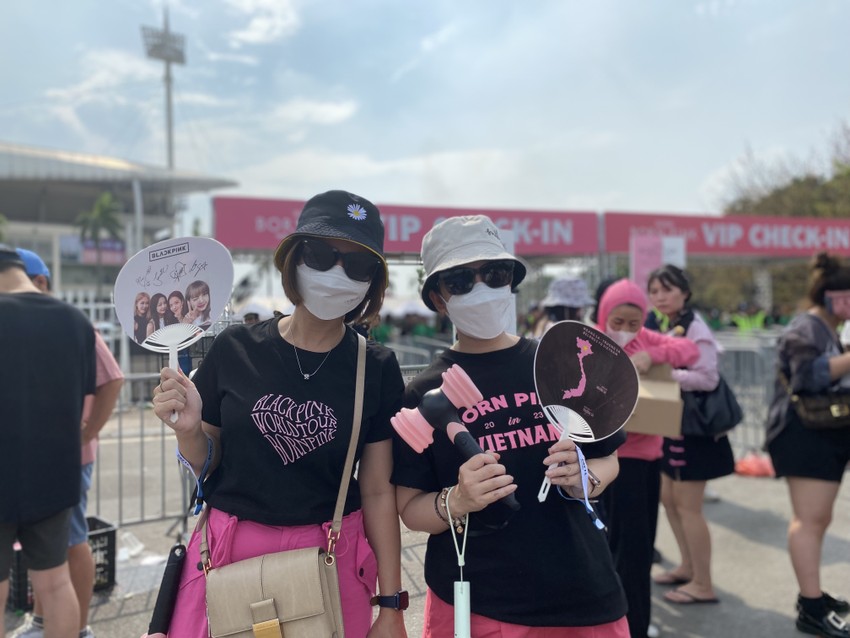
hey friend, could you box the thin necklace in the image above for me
[292,345,332,380]
[286,322,336,380]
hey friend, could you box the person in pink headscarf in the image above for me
[594,278,699,638]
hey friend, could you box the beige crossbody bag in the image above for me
[201,333,366,638]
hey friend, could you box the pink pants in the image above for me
[423,588,631,638]
[167,508,378,638]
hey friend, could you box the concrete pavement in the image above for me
[6,472,849,637]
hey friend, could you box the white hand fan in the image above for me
[113,237,234,421]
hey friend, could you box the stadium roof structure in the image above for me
[0,141,237,225]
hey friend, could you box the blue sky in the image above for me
[3,0,849,236]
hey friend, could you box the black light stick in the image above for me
[392,365,520,511]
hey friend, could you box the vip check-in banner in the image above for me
[214,196,599,256]
[605,212,850,257]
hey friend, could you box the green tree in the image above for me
[724,123,850,220]
[0,213,6,243]
[76,192,123,301]
[704,121,850,316]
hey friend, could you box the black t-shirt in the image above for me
[194,318,404,526]
[391,338,627,627]
[0,292,96,523]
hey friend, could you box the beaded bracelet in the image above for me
[433,490,451,526]
[443,486,465,534]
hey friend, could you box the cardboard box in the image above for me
[624,364,683,437]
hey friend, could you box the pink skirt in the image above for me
[167,508,378,638]
[423,588,630,638]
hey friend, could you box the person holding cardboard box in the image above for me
[594,278,699,638]
[646,264,735,607]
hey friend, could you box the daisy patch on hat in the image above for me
[347,203,367,220]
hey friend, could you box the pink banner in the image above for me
[213,197,599,256]
[605,212,850,257]
[629,234,663,291]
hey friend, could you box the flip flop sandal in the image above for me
[652,572,691,586]
[664,588,720,605]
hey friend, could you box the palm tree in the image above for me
[76,192,123,300]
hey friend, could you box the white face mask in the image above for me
[606,329,637,348]
[296,264,371,320]
[443,282,513,340]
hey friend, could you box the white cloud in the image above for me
[37,49,161,153]
[206,50,260,65]
[47,105,93,141]
[228,146,623,211]
[390,59,420,84]
[391,22,459,83]
[421,22,459,53]
[195,36,259,66]
[45,49,159,107]
[175,92,236,108]
[224,0,300,48]
[220,147,505,201]
[271,98,358,126]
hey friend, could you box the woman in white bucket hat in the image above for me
[392,215,629,637]
[530,277,596,338]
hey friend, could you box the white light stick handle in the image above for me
[454,581,470,638]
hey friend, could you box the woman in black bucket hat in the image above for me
[150,190,408,638]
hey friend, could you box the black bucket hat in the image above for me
[273,190,388,285]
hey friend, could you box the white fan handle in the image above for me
[168,345,179,424]
[537,408,571,502]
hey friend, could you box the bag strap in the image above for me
[779,315,843,399]
[199,332,367,572]
[805,312,845,354]
[778,369,795,399]
[327,333,367,559]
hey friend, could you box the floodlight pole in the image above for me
[164,40,174,169]
[141,7,186,171]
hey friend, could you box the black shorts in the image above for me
[662,434,735,482]
[768,414,850,482]
[0,508,73,579]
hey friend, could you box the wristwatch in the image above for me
[370,590,409,610]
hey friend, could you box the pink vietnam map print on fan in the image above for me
[251,394,337,464]
[562,337,593,400]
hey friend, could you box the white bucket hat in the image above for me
[540,277,594,309]
[420,215,527,310]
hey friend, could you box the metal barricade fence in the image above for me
[90,372,193,533]
[91,335,780,529]
[716,332,779,456]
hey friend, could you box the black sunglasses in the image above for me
[437,260,515,296]
[300,238,381,283]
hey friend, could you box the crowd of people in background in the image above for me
[4,203,849,638]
